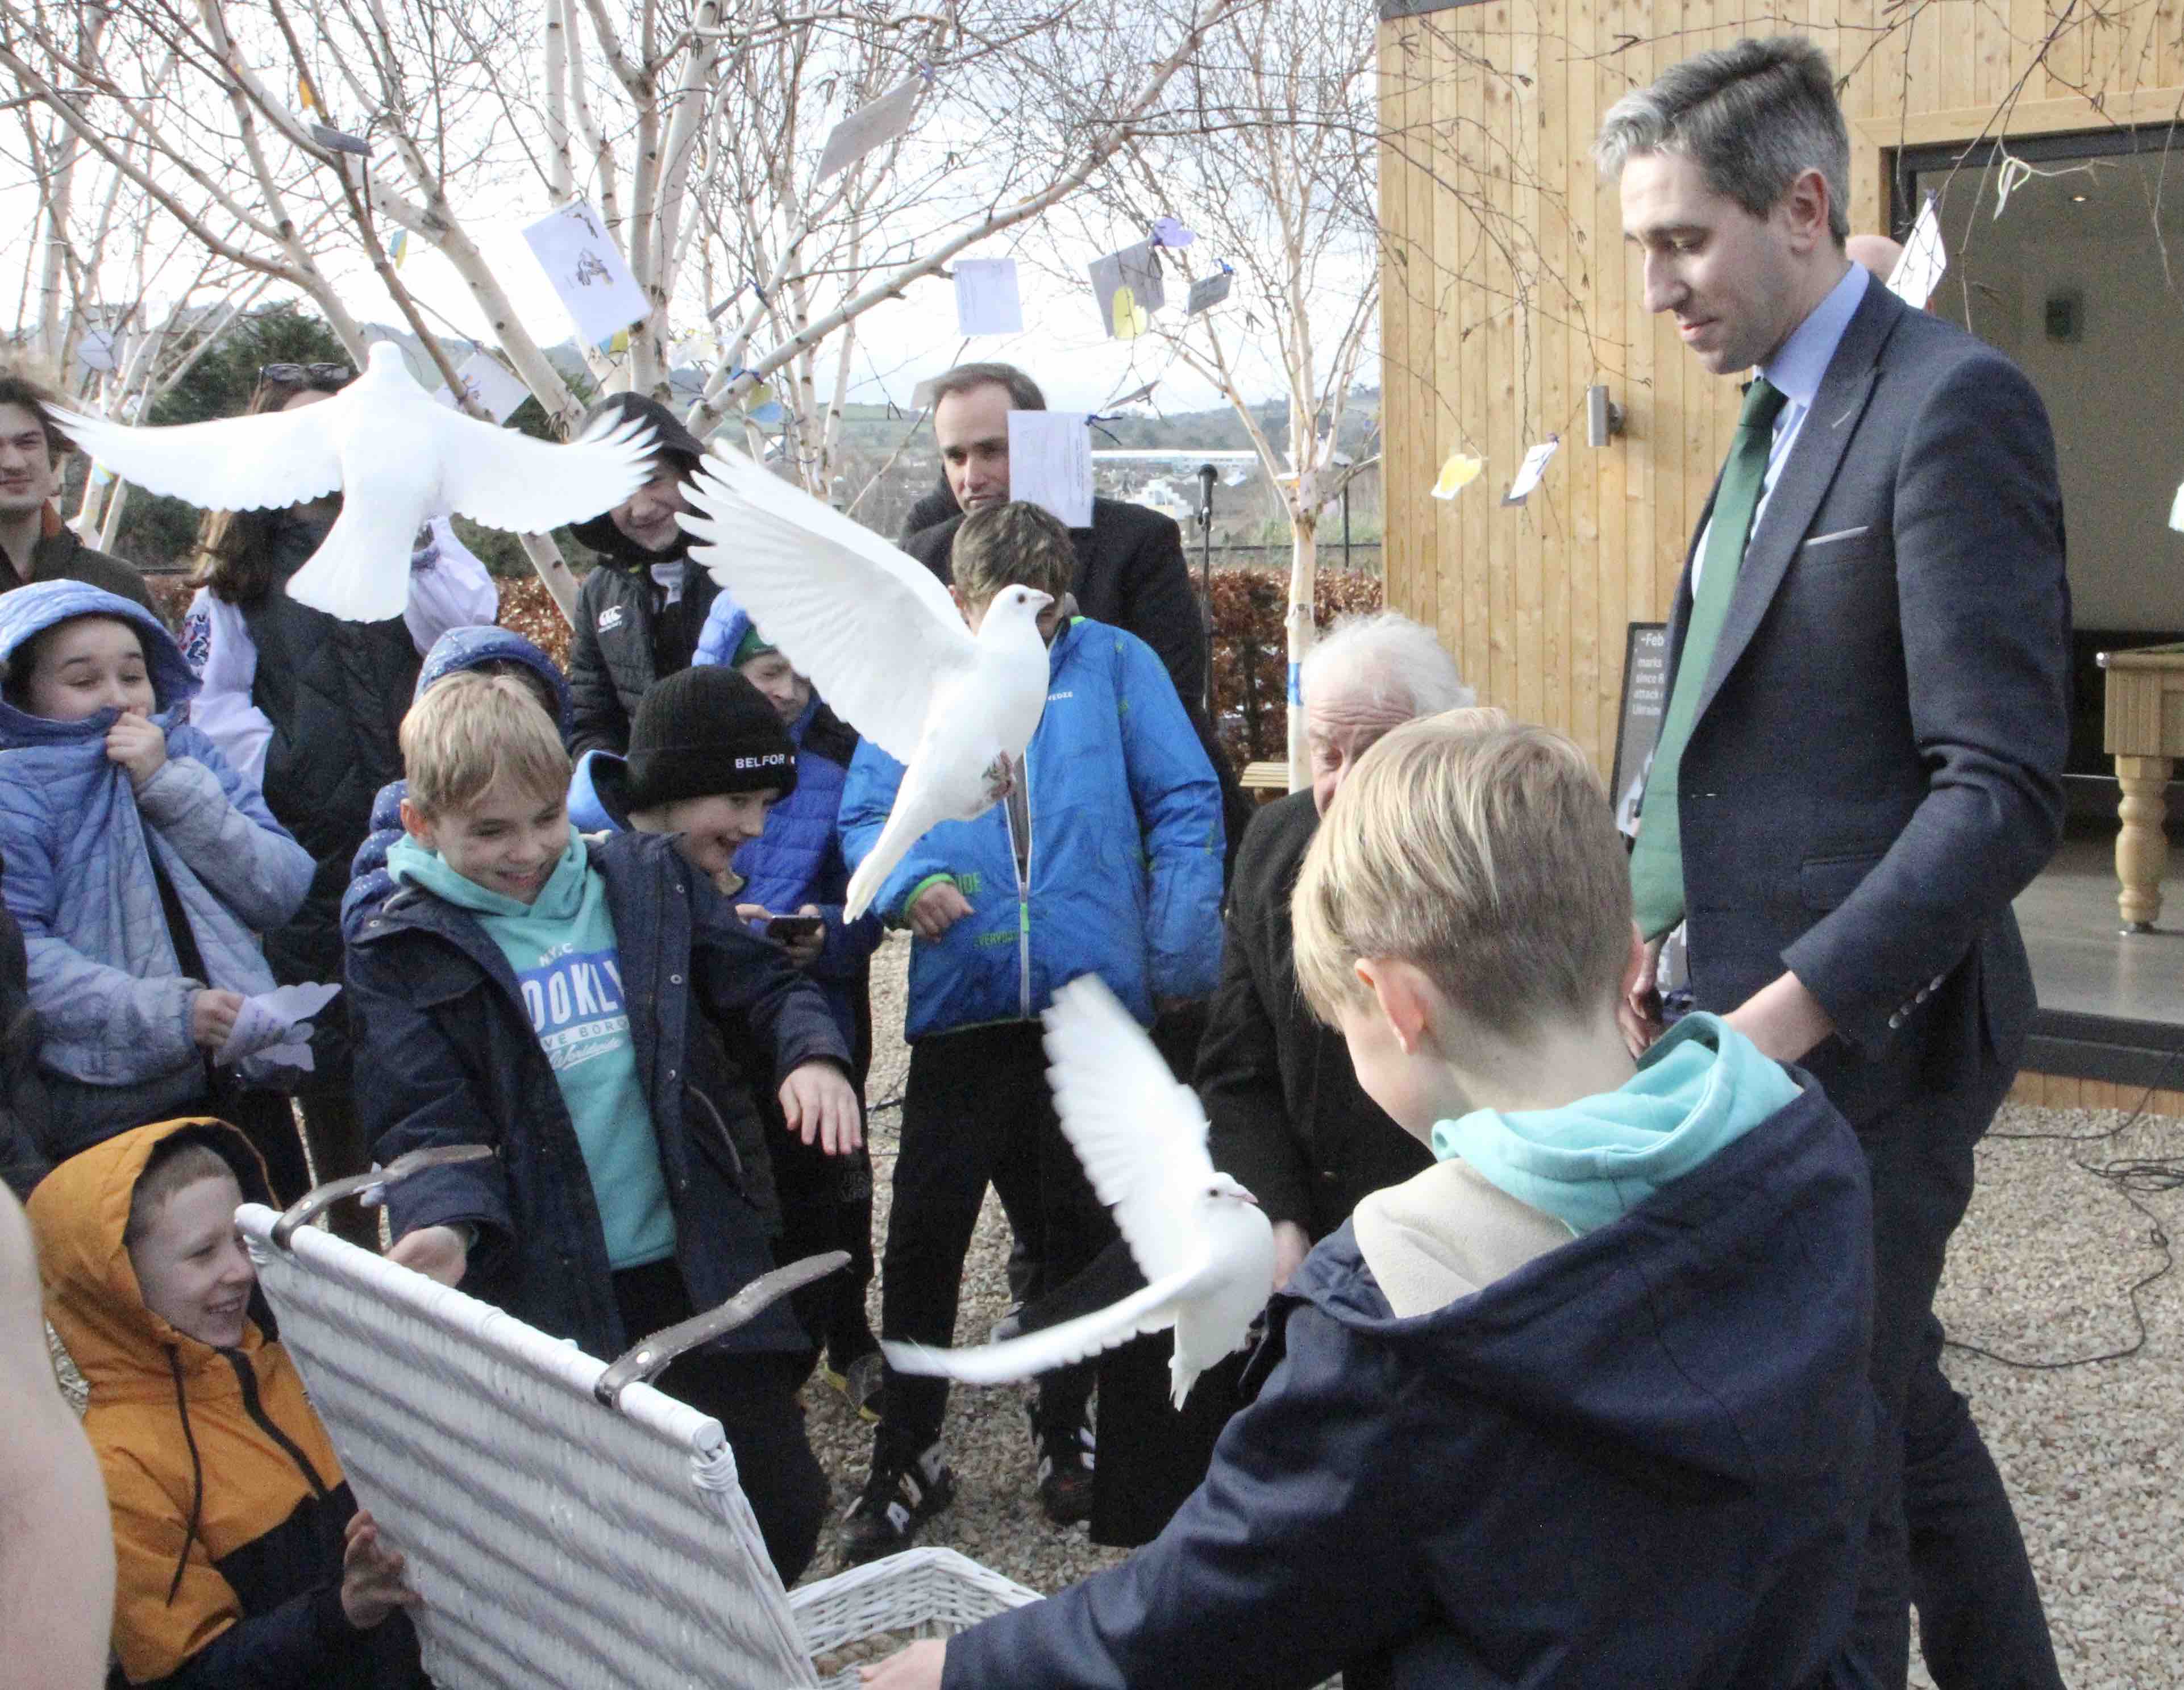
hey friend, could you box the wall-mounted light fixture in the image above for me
[1586,384,1626,447]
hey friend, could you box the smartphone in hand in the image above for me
[765,914,823,943]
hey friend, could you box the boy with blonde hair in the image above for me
[838,499,1224,1559]
[866,709,1874,1689]
[347,671,859,1585]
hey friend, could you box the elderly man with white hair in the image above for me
[1200,610,1476,1291]
[990,612,1477,1551]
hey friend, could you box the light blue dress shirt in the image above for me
[1692,260,1871,590]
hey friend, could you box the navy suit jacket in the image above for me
[1662,277,2071,1126]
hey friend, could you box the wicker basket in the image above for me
[791,1548,1043,1687]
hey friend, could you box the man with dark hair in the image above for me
[900,361,1249,869]
[564,393,721,756]
[901,362,1207,714]
[1599,35,2067,1690]
[0,371,156,613]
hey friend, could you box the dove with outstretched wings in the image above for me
[678,447,1054,921]
[884,975,1276,1408]
[52,343,658,624]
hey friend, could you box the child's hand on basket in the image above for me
[861,1639,945,1688]
[340,1509,421,1630]
[385,1224,469,1287]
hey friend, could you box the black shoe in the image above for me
[839,1442,953,1564]
[1029,1401,1095,1526]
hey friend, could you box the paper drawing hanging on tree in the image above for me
[1087,240,1167,340]
[521,202,650,347]
[52,343,659,623]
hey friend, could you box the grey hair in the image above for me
[929,361,1046,412]
[1594,36,1850,245]
[1301,611,1474,721]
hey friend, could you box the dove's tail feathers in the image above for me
[879,1264,1203,1389]
[845,790,941,923]
[1169,1353,1195,1412]
[282,499,421,623]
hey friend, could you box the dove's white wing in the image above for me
[1042,975,1218,1289]
[679,449,978,766]
[882,1257,1217,1384]
[434,406,658,534]
[48,403,342,510]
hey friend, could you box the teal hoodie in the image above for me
[386,830,675,1269]
[1430,1013,1800,1237]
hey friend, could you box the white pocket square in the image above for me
[1803,526,1871,549]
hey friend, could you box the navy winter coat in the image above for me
[346,829,851,1360]
[690,595,883,1058]
[943,1081,1877,1690]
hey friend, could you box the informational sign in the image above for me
[521,202,648,348]
[1611,622,1671,836]
[816,76,924,183]
[1007,411,1093,528]
[954,258,1023,335]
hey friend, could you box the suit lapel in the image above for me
[1691,283,1907,730]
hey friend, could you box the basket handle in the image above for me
[596,1251,848,1407]
[270,1144,497,1250]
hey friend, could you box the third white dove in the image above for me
[52,343,659,624]
[883,974,1276,1408]
[677,447,1054,921]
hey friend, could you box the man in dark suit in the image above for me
[1601,37,2068,1690]
[899,363,1207,706]
[900,363,1251,864]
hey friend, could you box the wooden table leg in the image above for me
[2115,754,2172,932]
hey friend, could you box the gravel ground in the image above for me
[43,927,2181,1679]
[819,932,2184,1684]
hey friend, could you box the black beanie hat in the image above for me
[622,667,798,811]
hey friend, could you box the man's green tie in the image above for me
[1629,376,1788,940]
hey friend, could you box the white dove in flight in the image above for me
[678,447,1052,921]
[885,975,1276,1409]
[50,343,658,623]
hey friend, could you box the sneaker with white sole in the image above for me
[839,1441,954,1564]
[1029,1401,1095,1525]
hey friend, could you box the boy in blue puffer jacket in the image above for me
[692,602,887,1412]
[836,500,1224,1563]
[0,583,317,1192]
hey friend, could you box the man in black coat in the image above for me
[898,363,1251,862]
[1602,37,2068,1688]
[565,395,721,756]
[1200,611,1473,1287]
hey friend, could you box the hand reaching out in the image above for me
[780,1060,862,1155]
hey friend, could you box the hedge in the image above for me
[148,565,1385,774]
